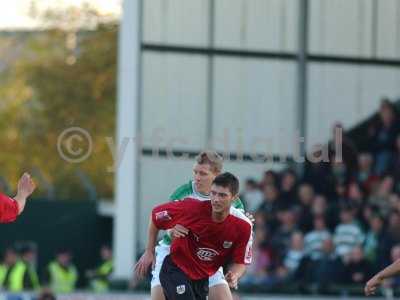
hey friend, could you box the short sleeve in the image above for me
[0,193,19,223]
[152,201,188,230]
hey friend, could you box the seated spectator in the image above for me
[388,134,400,193]
[242,178,263,212]
[331,160,349,185]
[296,183,315,232]
[312,238,343,292]
[283,232,305,274]
[387,211,400,246]
[272,208,298,258]
[260,170,279,190]
[353,153,379,194]
[347,182,365,206]
[258,184,281,229]
[368,175,395,217]
[342,246,373,285]
[311,194,328,217]
[347,182,366,226]
[303,161,333,196]
[304,216,331,261]
[382,245,400,289]
[361,204,376,229]
[295,219,332,291]
[312,194,338,230]
[333,204,364,258]
[280,169,298,209]
[335,182,348,205]
[240,226,275,287]
[254,211,267,229]
[389,193,400,211]
[364,214,390,268]
[369,99,400,175]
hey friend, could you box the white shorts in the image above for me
[151,244,228,289]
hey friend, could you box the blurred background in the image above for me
[1,0,400,299]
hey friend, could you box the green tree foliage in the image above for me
[0,5,118,200]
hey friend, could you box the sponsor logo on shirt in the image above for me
[176,285,186,294]
[223,241,233,249]
[155,210,171,221]
[196,248,219,261]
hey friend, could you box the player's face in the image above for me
[193,163,216,194]
[210,184,236,213]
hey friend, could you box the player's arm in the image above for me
[134,201,186,278]
[166,184,191,239]
[0,173,36,223]
[365,259,400,296]
[14,173,36,214]
[134,216,160,279]
[228,221,253,288]
[225,263,247,289]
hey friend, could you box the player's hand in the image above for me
[225,271,239,289]
[16,173,36,199]
[245,212,255,224]
[134,249,155,280]
[365,275,383,296]
[171,224,189,240]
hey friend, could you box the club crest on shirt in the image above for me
[155,210,171,221]
[223,241,233,249]
[176,285,186,294]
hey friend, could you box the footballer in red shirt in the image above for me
[0,173,36,223]
[135,172,253,300]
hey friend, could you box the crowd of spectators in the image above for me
[240,99,400,294]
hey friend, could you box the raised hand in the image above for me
[17,173,36,199]
[134,250,155,280]
[225,271,239,289]
[365,275,383,296]
[170,224,189,240]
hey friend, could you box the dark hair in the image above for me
[370,213,384,222]
[56,247,71,255]
[245,178,258,187]
[38,291,56,300]
[283,168,297,178]
[314,214,326,223]
[339,201,355,212]
[212,172,239,196]
[195,151,223,174]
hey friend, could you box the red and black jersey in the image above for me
[152,198,253,280]
[0,193,19,223]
